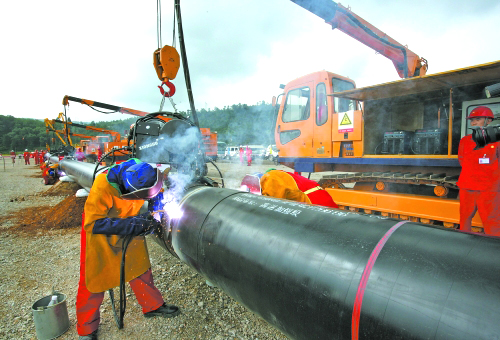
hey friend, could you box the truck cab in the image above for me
[275,71,360,168]
[275,62,500,175]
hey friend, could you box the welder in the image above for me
[457,106,500,235]
[76,158,180,340]
[260,170,338,208]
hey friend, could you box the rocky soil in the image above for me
[0,158,296,339]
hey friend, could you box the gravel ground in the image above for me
[0,158,296,339]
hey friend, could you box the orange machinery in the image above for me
[290,0,427,78]
[63,95,218,161]
[273,1,500,229]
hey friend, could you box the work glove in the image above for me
[135,212,163,236]
[93,213,163,237]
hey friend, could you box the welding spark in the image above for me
[160,201,183,219]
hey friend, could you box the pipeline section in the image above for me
[162,186,500,340]
[57,158,500,339]
[58,157,104,191]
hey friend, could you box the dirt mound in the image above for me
[1,195,86,234]
[42,181,83,196]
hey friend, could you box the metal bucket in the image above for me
[32,293,70,339]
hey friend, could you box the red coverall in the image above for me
[23,151,30,165]
[10,151,16,164]
[261,170,338,208]
[246,147,252,166]
[239,147,244,165]
[457,135,500,236]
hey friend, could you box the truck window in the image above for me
[332,78,356,113]
[283,87,310,122]
[316,83,328,126]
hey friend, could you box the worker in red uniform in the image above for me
[239,146,244,165]
[457,106,500,236]
[77,159,180,339]
[38,150,44,165]
[10,150,16,164]
[23,149,30,165]
[246,146,252,166]
[97,146,103,163]
[34,149,39,165]
[243,170,338,208]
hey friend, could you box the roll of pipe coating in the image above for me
[169,186,500,340]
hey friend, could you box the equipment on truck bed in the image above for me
[272,1,500,229]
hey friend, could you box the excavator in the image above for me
[271,0,500,230]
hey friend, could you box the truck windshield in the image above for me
[332,78,356,113]
[282,87,310,122]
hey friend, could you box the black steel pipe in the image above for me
[56,159,500,339]
[166,186,500,339]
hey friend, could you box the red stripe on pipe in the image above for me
[351,220,409,340]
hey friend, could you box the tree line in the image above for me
[0,102,276,154]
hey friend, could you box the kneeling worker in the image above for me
[77,158,180,340]
[259,170,338,208]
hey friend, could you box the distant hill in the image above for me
[0,102,275,153]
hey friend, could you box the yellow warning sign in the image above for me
[340,113,352,125]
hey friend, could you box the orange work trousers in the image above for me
[76,216,164,336]
[459,189,500,236]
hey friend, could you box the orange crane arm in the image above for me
[290,0,427,78]
[44,118,68,146]
[63,95,149,117]
[52,119,122,142]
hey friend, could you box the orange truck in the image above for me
[272,0,500,230]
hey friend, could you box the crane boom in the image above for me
[290,0,427,78]
[52,119,122,142]
[63,95,149,117]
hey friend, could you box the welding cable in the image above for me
[108,234,134,329]
[92,146,133,184]
[207,159,225,188]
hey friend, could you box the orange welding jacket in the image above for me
[260,170,338,208]
[83,172,150,293]
[457,135,500,191]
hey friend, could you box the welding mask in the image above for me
[121,162,164,200]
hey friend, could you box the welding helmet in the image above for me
[121,162,164,200]
[467,106,494,119]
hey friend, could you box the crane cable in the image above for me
[157,0,178,113]
[157,0,162,49]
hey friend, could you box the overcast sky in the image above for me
[2,0,499,123]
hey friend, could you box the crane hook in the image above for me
[158,81,176,97]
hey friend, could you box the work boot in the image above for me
[144,303,180,318]
[79,329,98,340]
